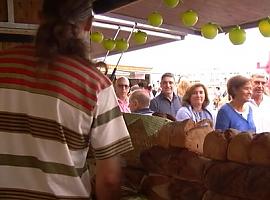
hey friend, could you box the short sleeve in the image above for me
[90,85,133,160]
[215,107,230,131]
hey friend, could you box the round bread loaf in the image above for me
[227,132,253,164]
[249,132,270,166]
[203,130,228,160]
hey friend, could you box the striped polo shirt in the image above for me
[0,45,133,199]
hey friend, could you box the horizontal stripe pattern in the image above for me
[94,136,133,159]
[0,154,86,177]
[0,45,112,114]
[0,88,93,134]
[0,45,133,199]
[0,188,90,200]
[0,112,89,150]
[0,166,91,198]
[90,86,133,159]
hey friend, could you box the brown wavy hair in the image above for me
[182,83,210,109]
[35,0,94,64]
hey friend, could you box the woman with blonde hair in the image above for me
[177,77,191,98]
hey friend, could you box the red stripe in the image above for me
[75,57,112,87]
[0,67,97,101]
[0,57,36,67]
[51,64,99,91]
[57,57,111,89]
[0,78,94,111]
[0,57,101,92]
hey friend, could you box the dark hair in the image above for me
[182,83,210,108]
[161,73,175,81]
[35,0,93,64]
[227,75,250,99]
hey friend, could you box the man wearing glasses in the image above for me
[115,77,131,113]
[250,72,270,133]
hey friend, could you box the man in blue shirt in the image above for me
[150,73,181,117]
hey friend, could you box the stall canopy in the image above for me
[1,0,270,58]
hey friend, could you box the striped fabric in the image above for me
[0,45,133,199]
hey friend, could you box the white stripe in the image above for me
[0,166,90,197]
[91,115,130,149]
[95,85,119,114]
[0,88,92,134]
[0,131,88,168]
[91,85,131,149]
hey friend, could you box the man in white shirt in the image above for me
[250,72,270,133]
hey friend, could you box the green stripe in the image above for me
[0,188,90,200]
[95,136,132,154]
[0,154,85,177]
[92,106,122,128]
[0,111,89,150]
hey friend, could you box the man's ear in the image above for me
[84,16,93,31]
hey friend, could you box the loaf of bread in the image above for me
[203,129,238,161]
[155,119,195,148]
[204,161,270,200]
[140,146,210,183]
[171,119,213,154]
[249,132,270,166]
[168,179,206,200]
[227,132,253,164]
[202,190,246,200]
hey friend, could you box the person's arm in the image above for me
[95,156,122,200]
[149,98,158,112]
[215,107,230,131]
[91,85,133,199]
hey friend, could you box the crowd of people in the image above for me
[114,71,270,134]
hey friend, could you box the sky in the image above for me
[104,27,270,75]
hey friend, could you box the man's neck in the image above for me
[163,93,173,101]
[252,94,263,106]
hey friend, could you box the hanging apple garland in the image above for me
[90,31,104,43]
[115,38,129,52]
[102,38,116,51]
[200,23,219,39]
[133,30,148,44]
[148,12,163,27]
[258,17,270,37]
[228,26,246,45]
[181,10,198,27]
[92,0,270,51]
[163,0,182,8]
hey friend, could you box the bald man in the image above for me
[114,77,131,113]
[129,89,153,115]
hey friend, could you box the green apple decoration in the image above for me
[115,38,129,52]
[258,18,270,37]
[102,38,116,51]
[90,31,104,43]
[229,26,246,45]
[148,12,163,27]
[163,0,180,8]
[181,10,198,27]
[133,30,148,44]
[201,23,218,39]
